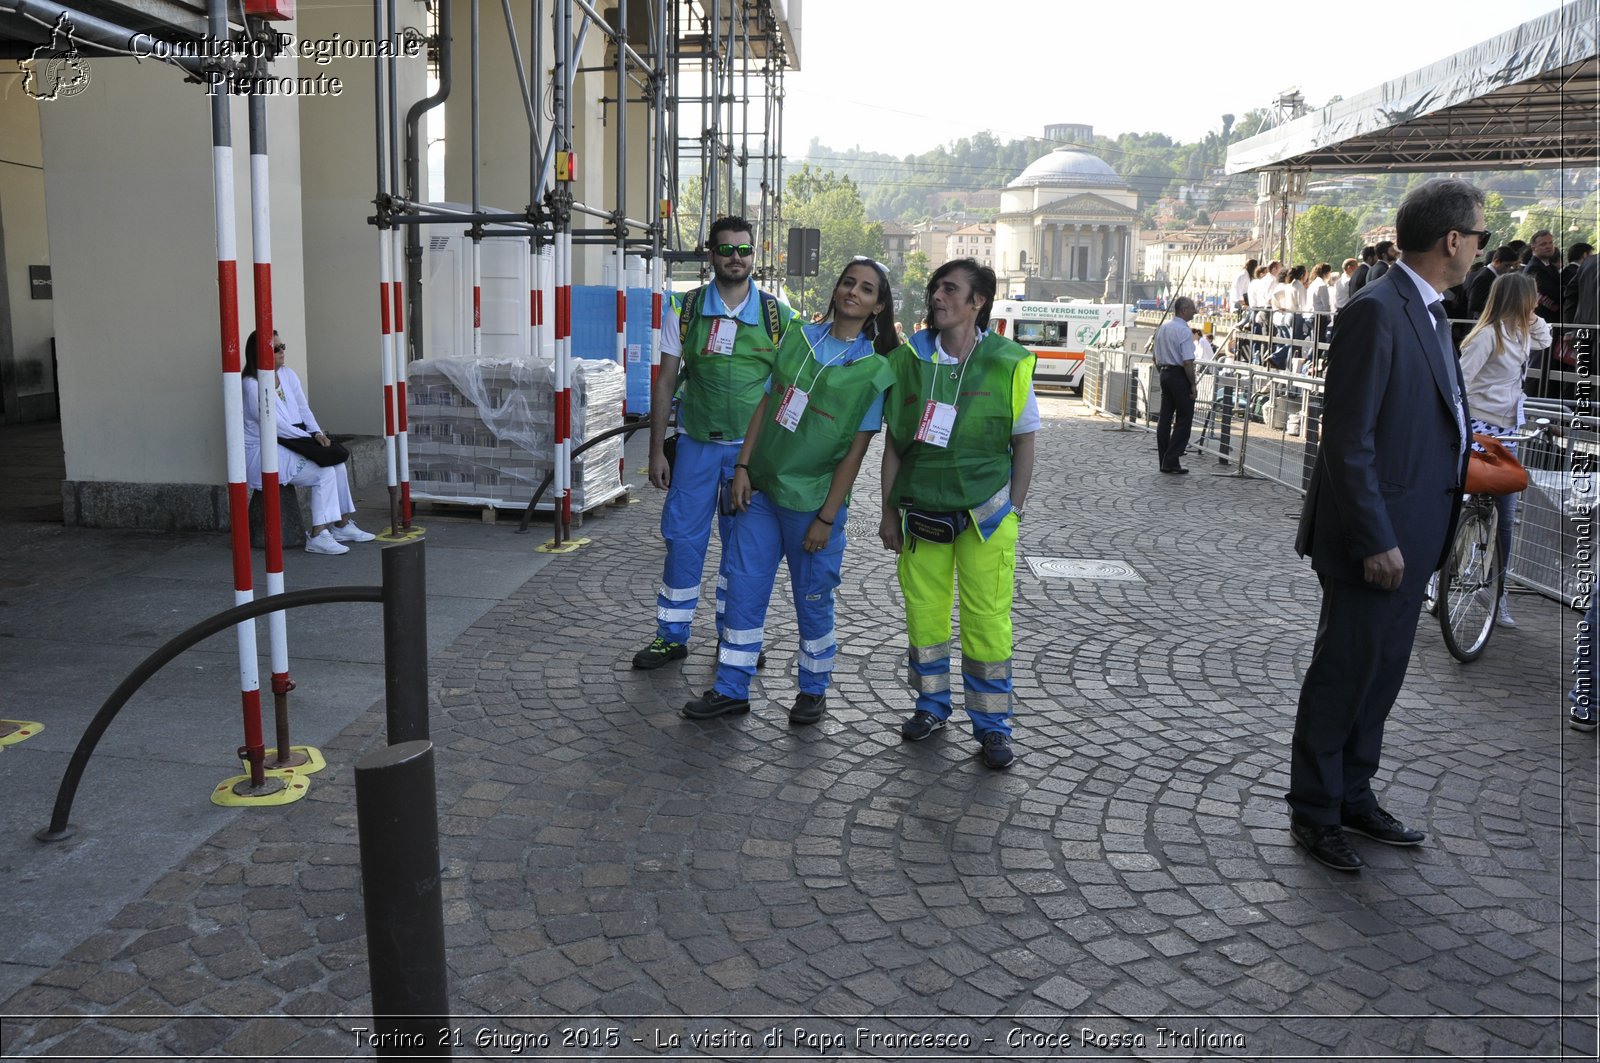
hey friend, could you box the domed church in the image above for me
[995,126,1140,301]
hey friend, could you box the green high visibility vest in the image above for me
[676,285,793,442]
[747,325,895,513]
[885,331,1034,512]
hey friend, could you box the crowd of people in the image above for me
[624,190,1597,872]
[634,216,1036,772]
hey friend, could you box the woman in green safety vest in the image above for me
[680,258,900,725]
[877,258,1038,770]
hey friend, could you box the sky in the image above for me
[781,0,1568,159]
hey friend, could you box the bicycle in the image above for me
[1429,425,1543,662]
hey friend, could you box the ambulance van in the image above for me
[989,300,1126,393]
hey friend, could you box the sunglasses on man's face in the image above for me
[272,343,287,353]
[713,243,754,257]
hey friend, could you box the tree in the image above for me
[779,164,886,315]
[899,251,931,331]
[1292,205,1359,267]
[1483,192,1512,245]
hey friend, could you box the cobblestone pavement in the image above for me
[3,403,1597,1061]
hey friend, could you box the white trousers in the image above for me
[280,448,355,529]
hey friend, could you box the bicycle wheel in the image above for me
[1439,503,1502,662]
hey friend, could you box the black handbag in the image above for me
[279,434,349,467]
[904,508,970,545]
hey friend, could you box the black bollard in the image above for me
[354,739,450,1057]
[382,540,429,744]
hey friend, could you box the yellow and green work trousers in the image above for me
[897,513,1018,737]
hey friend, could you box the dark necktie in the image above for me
[1429,302,1467,452]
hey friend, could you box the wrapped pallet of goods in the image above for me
[406,357,626,512]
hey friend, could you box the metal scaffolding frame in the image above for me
[663,0,790,285]
[369,0,794,549]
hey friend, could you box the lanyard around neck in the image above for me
[796,329,861,393]
[926,331,979,411]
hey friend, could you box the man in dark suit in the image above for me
[1347,245,1376,296]
[1289,178,1482,872]
[1466,245,1520,317]
[1524,229,1562,325]
[1366,239,1398,285]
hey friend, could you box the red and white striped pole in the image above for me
[649,255,663,399]
[555,222,573,541]
[209,14,264,790]
[247,92,296,767]
[374,0,400,537]
[393,228,412,527]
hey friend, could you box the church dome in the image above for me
[1008,147,1127,190]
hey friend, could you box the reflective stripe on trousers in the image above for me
[896,513,1018,736]
[712,491,847,699]
[656,434,740,643]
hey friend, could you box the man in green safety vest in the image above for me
[878,258,1038,769]
[633,216,797,670]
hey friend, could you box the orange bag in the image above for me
[1464,433,1529,496]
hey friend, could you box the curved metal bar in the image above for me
[37,585,384,842]
[516,418,657,533]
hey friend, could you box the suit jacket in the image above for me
[1565,255,1598,326]
[1296,269,1468,589]
[1525,258,1562,323]
[1348,262,1371,295]
[1465,263,1502,317]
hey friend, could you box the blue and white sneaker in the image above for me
[1571,703,1598,732]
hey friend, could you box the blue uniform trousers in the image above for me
[712,491,845,700]
[655,435,739,644]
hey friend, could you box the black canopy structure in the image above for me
[1227,0,1599,174]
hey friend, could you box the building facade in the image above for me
[994,146,1140,301]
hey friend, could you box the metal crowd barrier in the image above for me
[1081,344,1598,606]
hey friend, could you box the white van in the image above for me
[989,300,1126,392]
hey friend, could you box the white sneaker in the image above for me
[1497,596,1516,628]
[305,529,349,555]
[330,520,376,543]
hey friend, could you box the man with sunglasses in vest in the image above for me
[634,216,798,670]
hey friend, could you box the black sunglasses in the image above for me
[272,342,287,353]
[1456,228,1493,250]
[713,242,754,257]
[851,255,889,272]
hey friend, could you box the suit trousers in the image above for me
[1155,366,1195,467]
[1288,574,1426,825]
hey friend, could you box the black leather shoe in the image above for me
[1340,806,1425,847]
[789,691,826,725]
[681,690,750,720]
[1290,818,1364,872]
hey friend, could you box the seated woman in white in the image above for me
[242,330,374,555]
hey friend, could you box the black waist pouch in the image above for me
[905,508,970,545]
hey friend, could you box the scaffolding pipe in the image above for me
[471,0,483,360]
[614,0,629,425]
[403,0,453,394]
[247,89,297,768]
[0,0,216,78]
[206,0,264,790]
[497,0,539,130]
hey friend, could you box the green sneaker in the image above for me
[632,636,688,670]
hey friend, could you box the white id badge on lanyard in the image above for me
[774,385,809,431]
[916,400,957,447]
[705,318,736,355]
